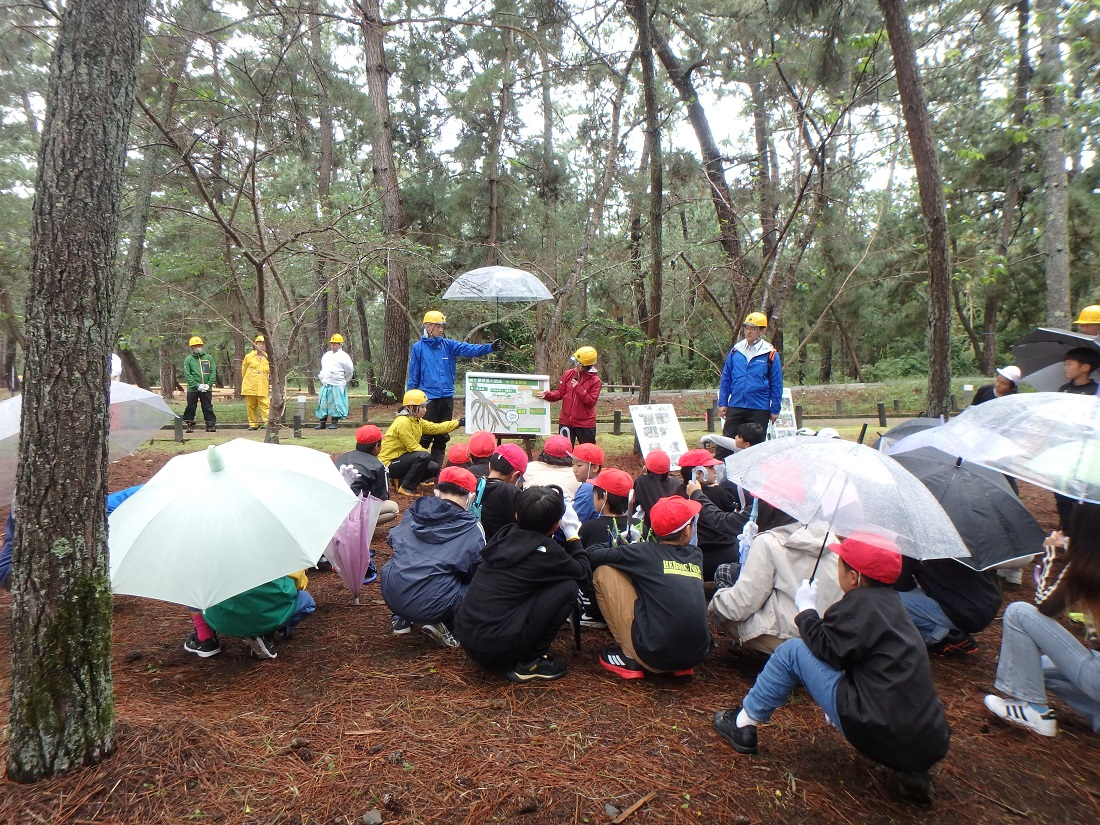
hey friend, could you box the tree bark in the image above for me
[878,0,952,417]
[357,0,411,402]
[1037,0,1070,327]
[483,32,514,266]
[310,0,337,353]
[8,0,147,783]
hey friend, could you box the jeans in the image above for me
[282,590,316,636]
[743,638,841,725]
[995,601,1100,731]
[898,587,957,643]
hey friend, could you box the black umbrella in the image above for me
[890,447,1045,571]
[1012,327,1100,392]
[872,417,944,453]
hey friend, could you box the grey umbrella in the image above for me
[442,266,553,303]
[1012,327,1100,392]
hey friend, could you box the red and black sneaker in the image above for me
[599,648,645,679]
[927,630,978,656]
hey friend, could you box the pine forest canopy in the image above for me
[0,0,1097,403]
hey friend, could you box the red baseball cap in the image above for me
[644,449,671,474]
[569,442,605,466]
[591,468,633,497]
[493,443,529,475]
[438,465,478,493]
[543,435,572,458]
[677,448,721,468]
[827,531,903,585]
[355,424,383,445]
[468,430,497,458]
[447,443,471,465]
[650,496,702,538]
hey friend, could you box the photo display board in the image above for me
[773,389,797,438]
[629,404,688,469]
[465,372,551,436]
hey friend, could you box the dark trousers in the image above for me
[565,426,596,446]
[1055,493,1075,531]
[715,407,771,458]
[389,450,439,491]
[420,396,454,465]
[461,579,577,669]
[183,390,216,426]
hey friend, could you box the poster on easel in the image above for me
[772,389,797,438]
[465,372,551,436]
[629,404,688,469]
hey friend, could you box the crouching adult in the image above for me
[379,389,463,495]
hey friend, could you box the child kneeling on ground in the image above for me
[590,495,713,679]
[712,532,950,805]
[381,466,486,648]
[454,486,590,683]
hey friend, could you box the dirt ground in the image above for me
[0,445,1098,825]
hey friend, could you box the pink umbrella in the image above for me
[326,494,383,604]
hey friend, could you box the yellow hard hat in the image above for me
[329,333,344,344]
[1074,305,1100,325]
[744,312,768,328]
[254,334,265,342]
[572,346,598,367]
[403,389,427,407]
[423,310,447,325]
[188,336,204,347]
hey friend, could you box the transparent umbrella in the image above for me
[442,266,553,303]
[723,436,968,560]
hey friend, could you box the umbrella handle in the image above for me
[808,532,830,582]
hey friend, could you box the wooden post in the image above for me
[893,399,900,414]
[174,417,184,443]
[836,399,843,415]
[950,394,958,412]
[711,403,719,432]
[362,402,370,423]
[877,402,887,427]
[794,404,803,429]
[613,410,622,435]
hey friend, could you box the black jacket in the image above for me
[588,540,712,671]
[895,557,1002,633]
[633,473,677,537]
[689,490,748,579]
[454,525,590,655]
[796,586,950,773]
[333,448,390,500]
[476,477,520,540]
[579,515,639,549]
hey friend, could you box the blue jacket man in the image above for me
[407,310,498,465]
[716,312,783,458]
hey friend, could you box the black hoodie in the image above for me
[454,524,590,655]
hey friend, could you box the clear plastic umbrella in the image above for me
[442,266,553,303]
[108,439,357,608]
[902,393,1100,503]
[723,436,968,560]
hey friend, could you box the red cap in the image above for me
[447,443,471,465]
[468,430,497,458]
[644,449,671,474]
[569,442,605,466]
[827,531,903,585]
[438,466,478,493]
[543,435,572,458]
[677,448,721,468]
[592,468,633,497]
[650,496,702,538]
[493,443,529,475]
[355,424,383,445]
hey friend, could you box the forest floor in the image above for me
[1,421,1098,824]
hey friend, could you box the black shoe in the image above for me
[927,629,978,656]
[506,654,567,683]
[249,633,278,659]
[206,426,217,433]
[183,631,220,658]
[327,423,338,429]
[314,417,328,430]
[184,421,195,433]
[713,708,758,754]
[599,648,645,679]
[896,771,932,806]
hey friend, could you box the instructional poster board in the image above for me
[629,404,688,468]
[465,372,551,436]
[773,389,797,438]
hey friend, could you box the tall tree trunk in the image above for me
[750,69,779,309]
[879,0,952,417]
[8,0,147,783]
[1037,0,1070,327]
[483,33,514,266]
[357,0,410,402]
[311,0,337,354]
[539,22,559,299]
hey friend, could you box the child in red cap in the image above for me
[568,442,605,522]
[590,495,712,679]
[578,469,638,549]
[712,531,950,805]
[332,424,399,530]
[522,435,580,500]
[471,443,528,540]
[466,430,497,478]
[633,449,677,540]
[445,443,472,469]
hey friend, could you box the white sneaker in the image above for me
[421,622,459,648]
[983,694,1057,737]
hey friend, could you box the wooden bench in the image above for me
[603,384,640,394]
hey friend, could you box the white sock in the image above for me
[736,708,759,728]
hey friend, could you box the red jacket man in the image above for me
[539,346,602,445]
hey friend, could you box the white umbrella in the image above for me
[0,381,176,505]
[723,436,968,560]
[109,439,357,608]
[442,266,553,303]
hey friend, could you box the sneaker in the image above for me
[205,426,217,433]
[579,612,607,629]
[713,707,758,755]
[249,634,278,659]
[248,426,259,431]
[183,632,220,658]
[314,555,333,573]
[983,694,1057,737]
[927,630,978,656]
[362,561,378,585]
[391,614,413,635]
[421,622,460,648]
[506,654,567,683]
[184,421,195,433]
[896,771,933,806]
[671,667,695,677]
[397,487,419,496]
[599,648,645,679]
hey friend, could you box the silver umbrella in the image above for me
[442,266,553,303]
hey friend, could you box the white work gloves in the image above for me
[338,464,361,487]
[560,502,582,541]
[197,383,210,392]
[794,578,819,614]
